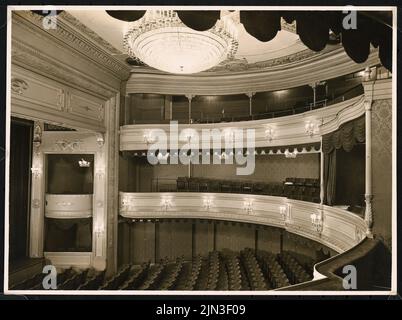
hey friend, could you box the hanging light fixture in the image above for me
[123,10,239,74]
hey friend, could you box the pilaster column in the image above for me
[364,99,373,238]
[309,83,317,107]
[186,94,194,124]
[164,95,173,121]
[309,81,326,108]
[29,121,45,258]
[246,92,255,116]
[320,137,325,205]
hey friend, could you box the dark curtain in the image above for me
[9,119,33,262]
[322,116,365,205]
[324,150,337,205]
[322,116,365,154]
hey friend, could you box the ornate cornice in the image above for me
[126,47,380,95]
[280,17,296,34]
[58,11,122,55]
[12,11,130,84]
[210,45,338,73]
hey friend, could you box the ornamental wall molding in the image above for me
[12,40,116,99]
[11,77,29,94]
[119,192,367,254]
[11,66,107,132]
[41,131,103,153]
[54,139,83,152]
[15,11,130,80]
[126,47,380,95]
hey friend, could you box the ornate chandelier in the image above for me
[123,10,239,74]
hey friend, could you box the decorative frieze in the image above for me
[54,139,83,152]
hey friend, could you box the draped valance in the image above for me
[322,116,365,154]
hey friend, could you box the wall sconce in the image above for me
[143,131,156,144]
[243,200,253,214]
[305,120,320,137]
[203,198,213,211]
[279,204,290,222]
[31,167,42,179]
[223,128,235,142]
[310,210,323,234]
[78,158,91,167]
[161,198,172,211]
[157,152,170,161]
[120,196,132,209]
[265,126,275,142]
[284,149,298,158]
[218,152,228,160]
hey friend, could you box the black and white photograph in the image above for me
[3,5,397,297]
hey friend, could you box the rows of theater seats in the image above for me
[11,250,313,290]
[177,177,320,203]
[283,177,320,203]
[9,267,104,290]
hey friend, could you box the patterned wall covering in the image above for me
[371,99,392,248]
[124,154,320,192]
[192,154,320,183]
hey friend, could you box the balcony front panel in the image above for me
[119,192,367,253]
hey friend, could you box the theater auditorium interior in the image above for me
[7,9,394,292]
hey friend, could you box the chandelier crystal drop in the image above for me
[123,10,239,74]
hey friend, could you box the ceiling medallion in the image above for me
[123,10,239,74]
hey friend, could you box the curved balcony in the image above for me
[119,192,367,254]
[120,94,366,150]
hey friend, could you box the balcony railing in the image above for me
[149,177,321,203]
[129,84,363,125]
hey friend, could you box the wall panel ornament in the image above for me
[11,66,108,132]
[12,40,116,100]
[11,78,29,95]
[54,139,83,152]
